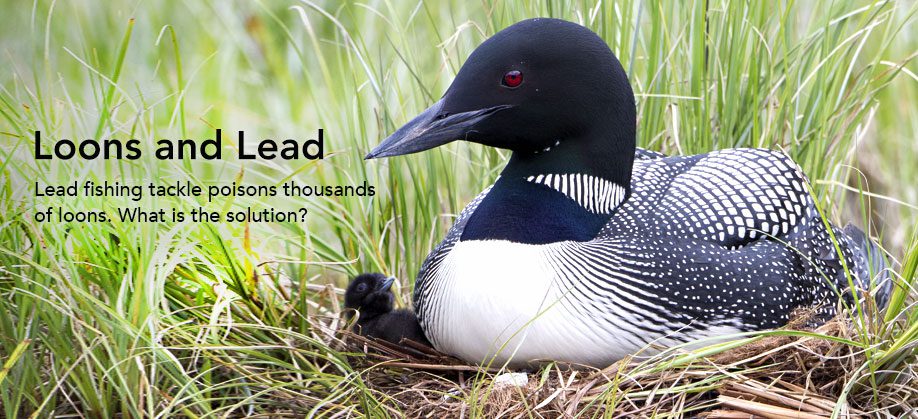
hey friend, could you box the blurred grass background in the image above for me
[0,0,916,416]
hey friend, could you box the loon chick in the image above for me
[365,18,891,367]
[344,273,430,346]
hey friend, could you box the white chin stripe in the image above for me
[526,173,626,214]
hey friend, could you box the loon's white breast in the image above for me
[425,239,636,367]
[423,238,745,367]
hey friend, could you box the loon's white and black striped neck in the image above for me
[459,132,635,244]
[524,173,627,214]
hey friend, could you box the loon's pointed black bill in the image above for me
[365,99,512,159]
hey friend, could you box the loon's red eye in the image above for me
[502,70,523,88]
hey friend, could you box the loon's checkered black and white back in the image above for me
[413,148,889,367]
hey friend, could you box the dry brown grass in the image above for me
[337,309,916,418]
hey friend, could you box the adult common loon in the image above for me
[365,18,890,367]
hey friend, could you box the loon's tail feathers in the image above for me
[842,224,893,311]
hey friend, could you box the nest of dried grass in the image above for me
[339,308,915,418]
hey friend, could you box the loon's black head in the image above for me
[366,18,636,184]
[344,273,396,318]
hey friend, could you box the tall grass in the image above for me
[1,0,916,416]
